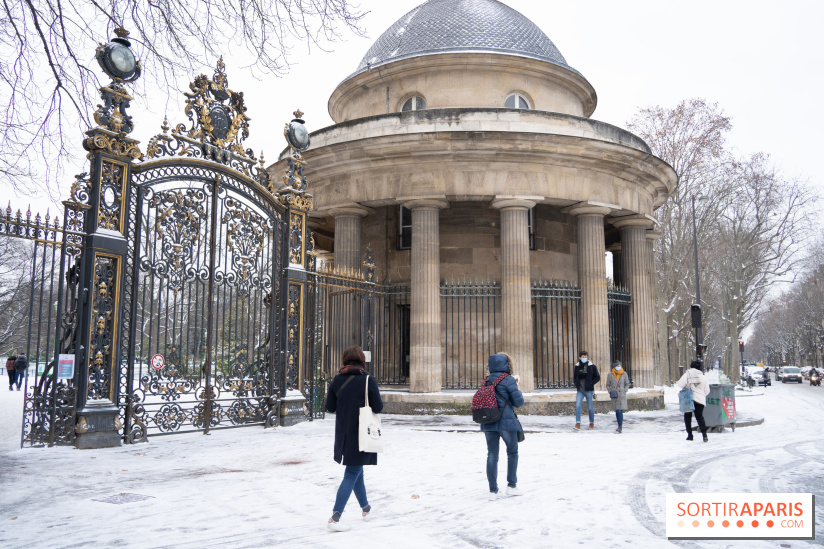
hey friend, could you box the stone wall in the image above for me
[359,203,578,284]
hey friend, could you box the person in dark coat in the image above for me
[573,350,601,430]
[324,345,383,531]
[480,353,525,499]
[6,354,17,391]
[13,352,27,391]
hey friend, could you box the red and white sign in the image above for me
[151,354,165,370]
[666,493,814,540]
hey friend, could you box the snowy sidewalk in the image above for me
[0,383,821,549]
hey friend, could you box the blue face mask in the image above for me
[581,358,588,364]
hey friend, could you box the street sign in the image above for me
[151,354,165,370]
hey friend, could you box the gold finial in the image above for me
[293,109,304,119]
[161,115,169,134]
[114,26,130,38]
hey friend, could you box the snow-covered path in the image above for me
[0,379,822,548]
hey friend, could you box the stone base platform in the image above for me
[379,388,664,416]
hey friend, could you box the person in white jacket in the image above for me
[676,360,711,442]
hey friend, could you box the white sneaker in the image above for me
[506,486,523,497]
[488,491,499,501]
[327,520,350,532]
[362,510,372,522]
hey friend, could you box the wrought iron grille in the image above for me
[442,279,501,389]
[532,281,580,389]
[608,285,632,381]
[1,203,85,447]
[122,165,287,439]
[306,267,410,394]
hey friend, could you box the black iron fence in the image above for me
[0,205,84,446]
[607,285,632,379]
[442,279,500,389]
[532,281,580,388]
[307,270,633,391]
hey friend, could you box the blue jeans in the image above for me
[333,465,368,514]
[615,409,623,427]
[575,391,594,424]
[484,430,518,492]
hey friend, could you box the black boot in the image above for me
[702,432,708,442]
[686,432,693,441]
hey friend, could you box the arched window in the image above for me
[401,96,426,112]
[505,93,530,109]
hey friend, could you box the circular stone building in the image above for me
[271,0,676,395]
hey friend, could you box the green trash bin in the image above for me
[704,383,736,432]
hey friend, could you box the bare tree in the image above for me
[0,0,366,199]
[702,155,813,379]
[628,99,732,376]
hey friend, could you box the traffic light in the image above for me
[739,340,745,353]
[691,304,702,328]
[697,344,707,358]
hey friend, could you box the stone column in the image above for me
[570,205,611,375]
[613,216,656,388]
[647,229,662,385]
[330,205,371,273]
[492,197,537,393]
[404,198,448,393]
[607,242,623,287]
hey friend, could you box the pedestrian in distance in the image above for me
[13,352,27,391]
[324,345,383,532]
[676,360,711,442]
[480,353,525,500]
[6,354,16,391]
[605,360,629,433]
[573,350,600,430]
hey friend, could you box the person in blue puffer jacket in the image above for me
[480,353,525,499]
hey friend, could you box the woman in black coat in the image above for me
[324,345,383,531]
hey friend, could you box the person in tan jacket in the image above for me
[676,360,711,442]
[605,361,630,434]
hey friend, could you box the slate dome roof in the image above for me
[353,0,577,75]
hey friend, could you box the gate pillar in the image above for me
[74,29,143,448]
[278,111,314,426]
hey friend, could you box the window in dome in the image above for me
[401,96,426,112]
[505,93,530,109]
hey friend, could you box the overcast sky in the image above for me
[12,0,824,217]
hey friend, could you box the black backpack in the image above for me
[471,373,510,424]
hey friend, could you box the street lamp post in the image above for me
[691,194,704,361]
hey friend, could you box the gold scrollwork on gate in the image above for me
[88,253,121,402]
[97,159,128,232]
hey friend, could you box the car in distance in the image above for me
[749,370,771,386]
[781,366,803,383]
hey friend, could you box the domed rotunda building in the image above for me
[272,0,676,397]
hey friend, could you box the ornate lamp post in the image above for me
[72,27,142,448]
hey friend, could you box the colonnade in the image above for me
[328,198,659,392]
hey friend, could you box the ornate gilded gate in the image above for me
[21,29,315,447]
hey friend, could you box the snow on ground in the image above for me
[0,376,822,548]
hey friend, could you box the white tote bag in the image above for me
[358,375,384,453]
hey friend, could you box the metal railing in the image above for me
[442,279,500,389]
[608,285,632,379]
[532,281,580,388]
[0,204,84,446]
